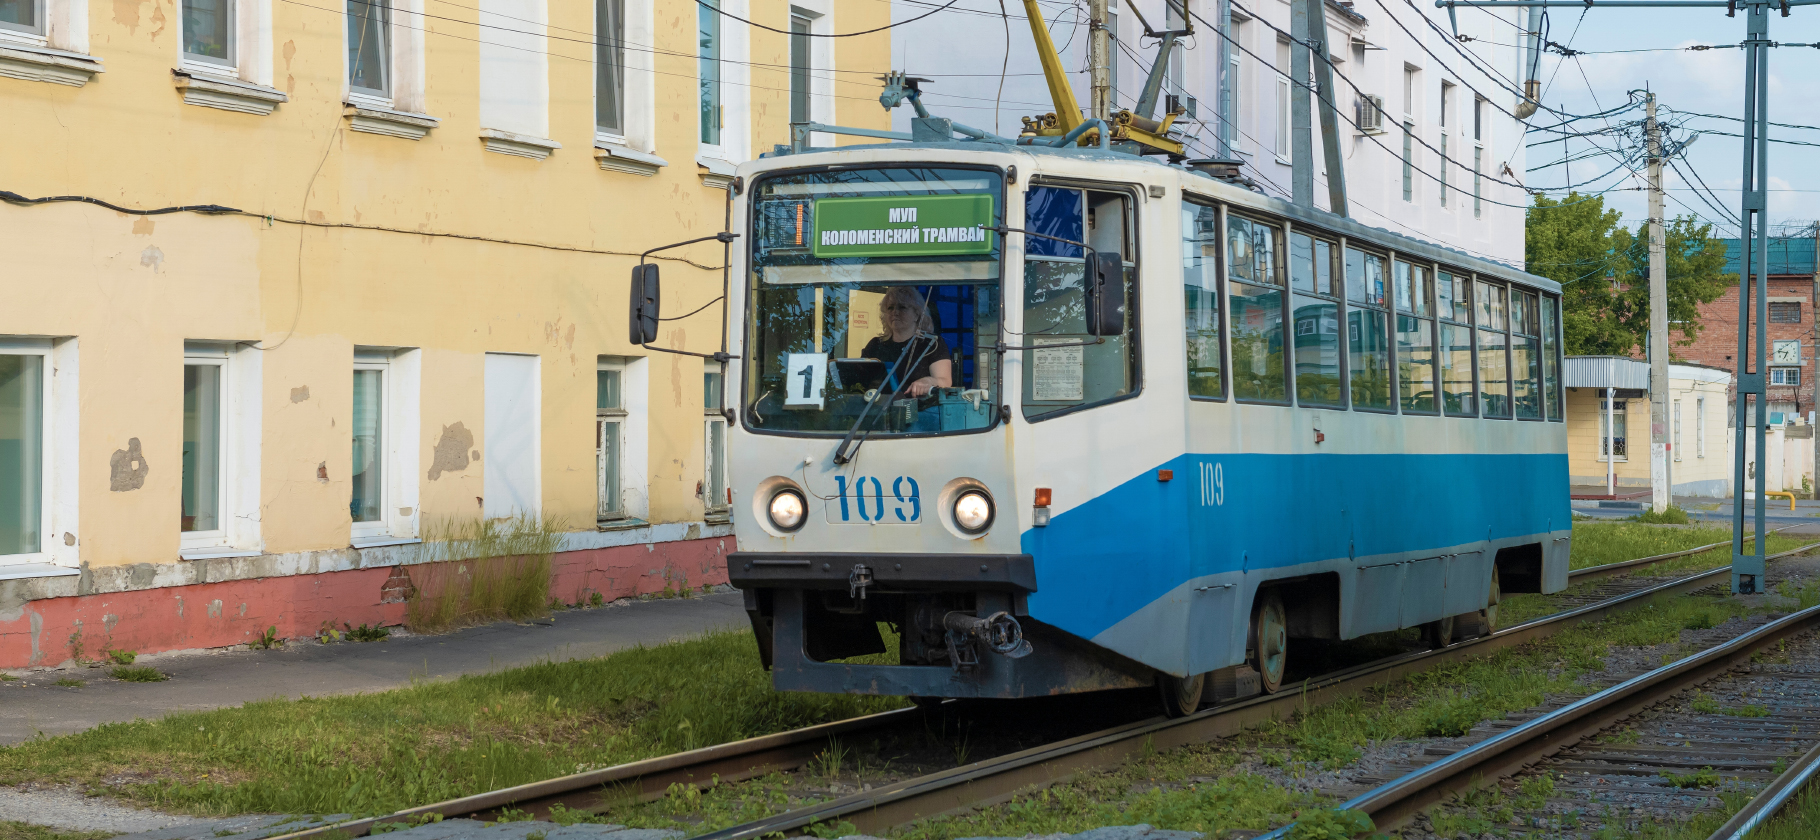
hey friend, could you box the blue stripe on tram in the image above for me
[1021,452,1571,642]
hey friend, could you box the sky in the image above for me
[889,0,1820,239]
[1433,2,1820,237]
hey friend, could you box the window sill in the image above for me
[172,69,288,116]
[179,547,262,561]
[480,127,561,160]
[351,536,422,550]
[0,41,103,87]
[596,142,668,177]
[697,154,736,190]
[597,517,650,532]
[344,102,440,140]
[0,563,79,582]
[705,512,732,526]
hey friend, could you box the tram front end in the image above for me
[709,154,1150,700]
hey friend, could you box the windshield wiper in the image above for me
[831,333,942,466]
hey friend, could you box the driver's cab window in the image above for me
[1021,185,1138,420]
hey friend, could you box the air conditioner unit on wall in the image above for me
[1357,94,1386,133]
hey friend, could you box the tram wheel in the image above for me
[1156,672,1206,718]
[1422,615,1455,650]
[1252,590,1288,694]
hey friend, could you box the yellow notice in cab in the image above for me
[847,289,885,359]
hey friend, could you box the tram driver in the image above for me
[861,286,952,398]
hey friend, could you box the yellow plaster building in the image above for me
[0,0,890,667]
[1564,357,1734,498]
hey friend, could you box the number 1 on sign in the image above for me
[784,353,829,409]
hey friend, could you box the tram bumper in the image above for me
[728,552,1152,698]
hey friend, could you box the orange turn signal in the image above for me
[1033,487,1052,507]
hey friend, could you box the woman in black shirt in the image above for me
[861,286,952,396]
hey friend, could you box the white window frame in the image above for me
[175,0,274,86]
[180,0,238,73]
[597,358,627,522]
[596,0,655,153]
[786,1,834,144]
[1274,76,1291,163]
[1439,81,1453,208]
[0,0,46,40]
[1772,366,1801,386]
[1229,18,1245,152]
[350,347,420,546]
[0,338,54,567]
[1672,398,1682,462]
[703,369,728,519]
[180,347,231,552]
[345,0,424,112]
[1599,401,1628,463]
[1697,396,1706,457]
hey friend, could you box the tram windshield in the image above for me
[744,166,1003,435]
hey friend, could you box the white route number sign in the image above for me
[785,352,829,409]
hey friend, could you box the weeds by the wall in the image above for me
[405,514,565,633]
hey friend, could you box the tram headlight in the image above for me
[953,490,994,534]
[767,488,807,532]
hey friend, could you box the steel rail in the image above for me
[1258,588,1820,837]
[693,541,1820,840]
[1568,525,1794,584]
[1706,738,1820,839]
[251,706,930,840]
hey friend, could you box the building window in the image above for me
[1473,97,1485,219]
[703,370,728,517]
[182,350,226,540]
[351,360,388,538]
[788,13,810,126]
[1771,301,1802,324]
[182,0,235,68]
[1229,20,1244,152]
[1600,400,1627,461]
[0,0,45,37]
[1772,367,1801,386]
[597,0,625,135]
[698,0,721,147]
[1401,67,1416,202]
[0,345,46,560]
[1697,396,1705,457]
[1108,8,1119,106]
[1275,76,1292,162]
[1673,398,1682,462]
[1439,82,1452,208]
[347,0,390,96]
[598,360,626,521]
[484,353,541,520]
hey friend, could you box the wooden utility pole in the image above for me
[1647,92,1672,513]
[1088,0,1112,122]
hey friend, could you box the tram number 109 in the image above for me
[1200,462,1224,507]
[831,476,921,523]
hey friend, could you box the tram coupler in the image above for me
[848,564,873,600]
[942,610,1034,671]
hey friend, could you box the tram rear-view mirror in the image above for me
[1086,251,1125,336]
[630,263,661,345]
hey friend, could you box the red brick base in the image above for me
[0,536,734,670]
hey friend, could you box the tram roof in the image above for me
[756,139,1557,295]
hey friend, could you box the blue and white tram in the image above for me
[714,138,1569,714]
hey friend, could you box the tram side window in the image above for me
[1476,279,1512,418]
[1182,200,1224,399]
[1394,260,1437,414]
[1345,248,1393,411]
[1511,288,1543,419]
[1289,231,1342,407]
[1228,213,1287,403]
[1541,294,1564,420]
[1436,270,1477,416]
[1022,185,1138,420]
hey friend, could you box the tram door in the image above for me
[1018,182,1179,660]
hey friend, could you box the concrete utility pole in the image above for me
[1813,222,1819,498]
[1647,92,1672,514]
[1088,0,1112,122]
[1289,0,1350,214]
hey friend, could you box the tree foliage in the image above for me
[1526,192,1734,357]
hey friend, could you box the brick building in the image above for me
[1676,235,1818,424]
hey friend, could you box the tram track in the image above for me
[254,531,1813,840]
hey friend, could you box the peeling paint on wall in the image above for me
[291,385,311,403]
[109,438,149,491]
[131,218,155,236]
[428,421,474,480]
[139,245,164,272]
[317,462,329,482]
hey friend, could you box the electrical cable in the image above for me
[692,0,963,37]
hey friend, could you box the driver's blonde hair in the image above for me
[877,286,934,337]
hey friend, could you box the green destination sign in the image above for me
[811,194,996,259]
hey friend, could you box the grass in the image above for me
[111,666,168,683]
[405,514,565,633]
[0,631,899,817]
[1567,521,1811,572]
[1633,506,1694,525]
[0,822,116,840]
